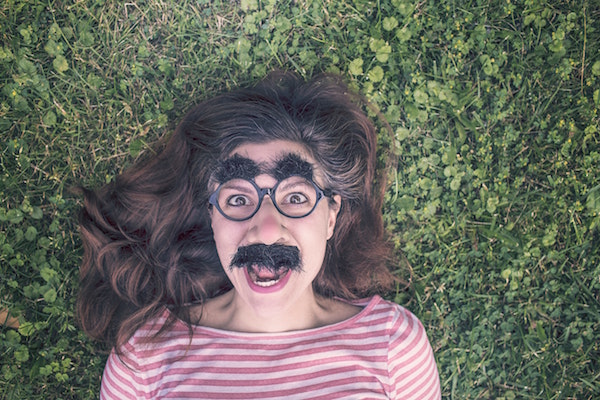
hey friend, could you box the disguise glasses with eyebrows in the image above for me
[209,176,333,221]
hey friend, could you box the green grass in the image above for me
[1,0,599,398]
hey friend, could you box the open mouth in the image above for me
[230,244,301,293]
[247,265,289,287]
[244,265,292,293]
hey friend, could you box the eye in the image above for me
[226,194,252,207]
[276,177,316,209]
[286,193,309,204]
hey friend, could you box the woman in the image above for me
[78,72,441,399]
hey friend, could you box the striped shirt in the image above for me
[100,296,441,399]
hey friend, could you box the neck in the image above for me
[197,288,362,333]
[228,289,323,333]
[199,288,328,333]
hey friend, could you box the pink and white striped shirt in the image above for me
[100,296,441,399]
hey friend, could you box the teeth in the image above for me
[248,267,286,287]
[254,279,280,287]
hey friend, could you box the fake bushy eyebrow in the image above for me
[214,152,314,183]
[272,153,314,181]
[214,154,260,182]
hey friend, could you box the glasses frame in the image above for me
[209,176,332,221]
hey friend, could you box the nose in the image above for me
[246,195,287,245]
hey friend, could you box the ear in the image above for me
[326,194,342,240]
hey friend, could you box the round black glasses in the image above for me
[209,176,331,221]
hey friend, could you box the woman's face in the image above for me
[209,140,341,320]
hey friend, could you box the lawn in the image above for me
[1,0,599,398]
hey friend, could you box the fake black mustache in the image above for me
[229,244,302,272]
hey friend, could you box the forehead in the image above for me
[214,141,317,182]
[231,141,313,165]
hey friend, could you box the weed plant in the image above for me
[1,0,598,398]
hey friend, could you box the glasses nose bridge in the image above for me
[257,186,277,208]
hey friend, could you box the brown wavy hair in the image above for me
[77,71,400,351]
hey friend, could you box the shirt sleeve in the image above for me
[99,349,144,400]
[387,305,441,399]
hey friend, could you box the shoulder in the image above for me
[342,296,431,349]
[359,296,425,335]
[110,308,189,367]
[370,298,441,399]
[100,310,189,399]
[365,297,432,354]
[101,348,143,399]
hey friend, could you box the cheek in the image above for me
[211,219,240,267]
[299,218,332,266]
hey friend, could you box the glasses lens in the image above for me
[275,176,319,218]
[216,179,259,220]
